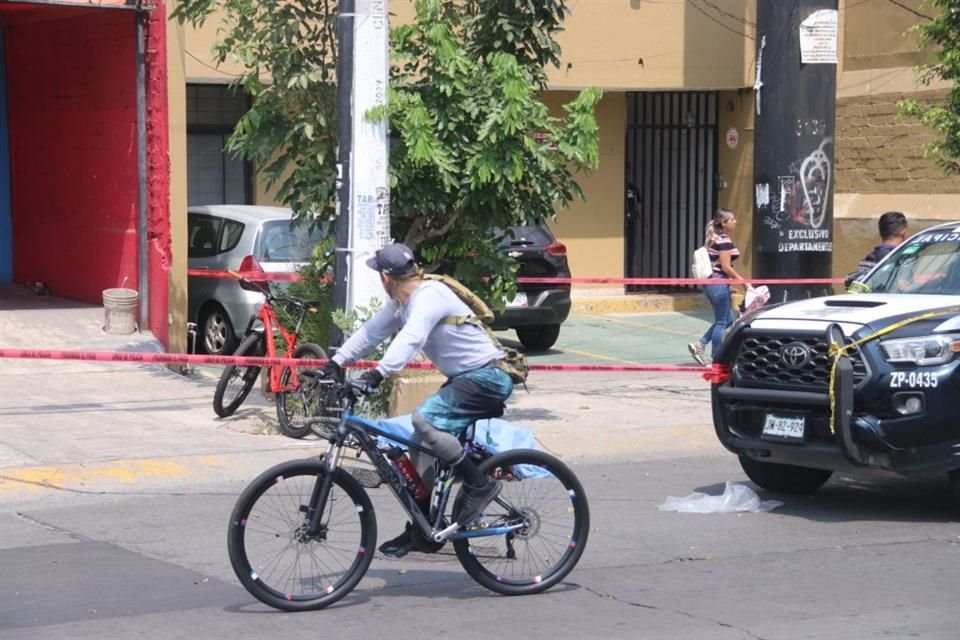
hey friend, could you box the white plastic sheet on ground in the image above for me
[658,481,783,514]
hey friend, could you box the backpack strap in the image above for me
[439,314,478,326]
[439,314,529,389]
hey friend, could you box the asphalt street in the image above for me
[2,288,960,638]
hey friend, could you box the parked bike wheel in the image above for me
[227,458,378,611]
[275,342,328,438]
[213,333,264,418]
[452,449,589,596]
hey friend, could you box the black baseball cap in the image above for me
[365,243,418,277]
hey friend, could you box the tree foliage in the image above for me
[899,0,960,174]
[172,0,600,302]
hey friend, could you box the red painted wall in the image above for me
[145,3,171,347]
[6,9,139,303]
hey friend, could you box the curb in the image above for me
[571,292,710,314]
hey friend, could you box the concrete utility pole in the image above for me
[332,0,391,345]
[752,0,838,303]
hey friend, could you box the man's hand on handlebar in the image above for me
[348,369,383,397]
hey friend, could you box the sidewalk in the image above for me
[0,284,719,503]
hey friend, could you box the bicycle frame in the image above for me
[306,409,527,545]
[242,299,312,394]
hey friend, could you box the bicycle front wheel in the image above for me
[213,332,264,417]
[453,449,589,596]
[275,342,327,438]
[227,458,378,611]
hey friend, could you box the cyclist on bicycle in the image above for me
[318,243,513,558]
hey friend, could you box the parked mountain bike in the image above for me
[212,272,335,438]
[227,375,590,611]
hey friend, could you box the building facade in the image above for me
[1,1,954,353]
[0,0,172,344]
[161,0,960,349]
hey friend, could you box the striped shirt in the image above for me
[708,232,740,276]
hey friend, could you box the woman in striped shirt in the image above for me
[688,208,744,365]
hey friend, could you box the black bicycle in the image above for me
[227,376,590,611]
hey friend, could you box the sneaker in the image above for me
[687,342,707,366]
[378,522,415,559]
[456,479,502,525]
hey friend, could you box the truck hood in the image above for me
[750,294,960,335]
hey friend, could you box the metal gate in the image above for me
[625,91,717,290]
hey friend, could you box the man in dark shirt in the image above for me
[845,211,908,288]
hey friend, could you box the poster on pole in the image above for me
[799,9,838,64]
[348,0,391,311]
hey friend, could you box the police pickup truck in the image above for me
[712,222,960,506]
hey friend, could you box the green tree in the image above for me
[899,1,960,174]
[173,0,600,303]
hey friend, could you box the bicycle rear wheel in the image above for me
[452,449,589,596]
[213,332,264,417]
[275,342,328,438]
[227,458,377,611]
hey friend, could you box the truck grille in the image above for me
[734,332,869,390]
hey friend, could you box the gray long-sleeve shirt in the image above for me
[331,280,504,378]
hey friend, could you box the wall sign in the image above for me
[725,127,739,149]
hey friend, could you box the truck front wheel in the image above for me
[739,456,832,495]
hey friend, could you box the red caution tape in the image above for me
[0,348,705,374]
[702,364,732,384]
[186,269,334,283]
[187,269,842,287]
[517,276,844,286]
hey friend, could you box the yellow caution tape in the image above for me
[827,305,960,434]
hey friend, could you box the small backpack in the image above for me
[422,273,529,385]
[691,246,713,279]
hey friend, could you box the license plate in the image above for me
[506,293,528,308]
[762,414,805,441]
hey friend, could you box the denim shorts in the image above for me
[416,367,514,433]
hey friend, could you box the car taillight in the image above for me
[237,255,269,291]
[238,255,264,275]
[545,241,567,257]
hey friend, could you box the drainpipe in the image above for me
[135,9,149,327]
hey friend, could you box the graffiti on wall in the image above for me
[754,137,833,252]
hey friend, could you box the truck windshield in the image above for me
[863,231,960,295]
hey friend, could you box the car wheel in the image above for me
[949,469,960,509]
[738,455,832,495]
[201,305,237,356]
[515,324,561,352]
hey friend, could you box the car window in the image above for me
[188,214,223,258]
[220,219,244,254]
[864,229,960,294]
[256,220,328,262]
[496,225,554,247]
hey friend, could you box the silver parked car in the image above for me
[187,205,326,355]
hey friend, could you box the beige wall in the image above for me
[716,89,756,277]
[841,0,925,73]
[389,1,754,91]
[548,91,624,289]
[168,16,189,354]
[547,1,753,91]
[180,1,960,294]
[834,0,960,280]
[182,19,246,82]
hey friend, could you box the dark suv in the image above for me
[492,224,572,352]
[712,221,960,507]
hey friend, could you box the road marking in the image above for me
[594,315,699,337]
[0,459,196,494]
[554,346,645,365]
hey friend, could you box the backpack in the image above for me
[422,273,530,385]
[691,246,713,279]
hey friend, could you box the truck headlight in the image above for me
[879,334,960,366]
